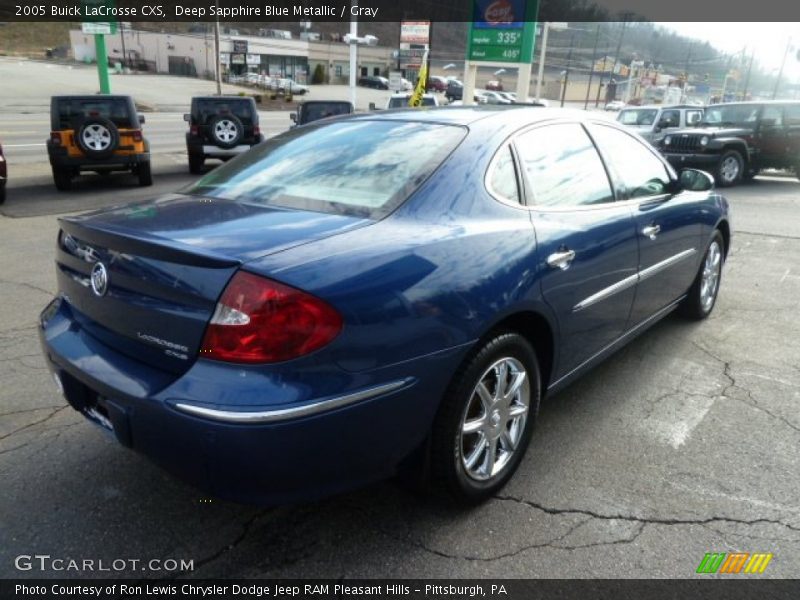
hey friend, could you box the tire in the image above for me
[76,117,119,159]
[137,161,152,187]
[430,332,541,502]
[679,230,725,320]
[715,150,744,187]
[52,166,72,191]
[208,114,243,149]
[0,184,5,205]
[188,153,205,174]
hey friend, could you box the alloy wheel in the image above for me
[700,240,722,312]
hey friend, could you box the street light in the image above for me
[534,22,568,102]
[343,2,379,108]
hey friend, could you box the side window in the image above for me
[590,125,672,199]
[686,110,703,126]
[514,123,614,207]
[761,105,783,128]
[659,110,680,129]
[785,104,800,127]
[487,146,520,204]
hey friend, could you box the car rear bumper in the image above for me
[48,148,149,170]
[663,152,720,169]
[39,296,462,504]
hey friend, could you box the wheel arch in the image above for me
[720,140,750,164]
[716,218,731,259]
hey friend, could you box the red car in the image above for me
[0,140,6,205]
[486,80,504,91]
[426,76,448,92]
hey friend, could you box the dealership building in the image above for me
[69,28,395,84]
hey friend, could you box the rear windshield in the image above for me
[187,120,466,218]
[617,109,658,126]
[55,98,134,129]
[388,96,436,108]
[194,99,255,124]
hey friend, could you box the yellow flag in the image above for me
[409,50,429,108]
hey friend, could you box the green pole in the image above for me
[94,33,111,93]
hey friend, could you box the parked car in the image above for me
[358,75,389,90]
[39,108,730,504]
[479,90,513,105]
[0,139,6,204]
[616,104,704,144]
[386,93,439,109]
[605,100,626,111]
[273,78,309,95]
[427,76,448,92]
[290,100,354,127]
[46,95,151,191]
[658,101,800,186]
[184,96,263,174]
[445,79,464,102]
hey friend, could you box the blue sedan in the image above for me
[39,107,731,503]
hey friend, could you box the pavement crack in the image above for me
[691,341,800,436]
[0,278,52,297]
[493,494,800,533]
[0,405,68,442]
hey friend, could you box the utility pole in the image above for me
[772,36,793,100]
[683,40,694,79]
[742,49,755,100]
[119,22,127,71]
[349,2,358,107]
[585,23,600,110]
[214,0,222,95]
[560,31,576,108]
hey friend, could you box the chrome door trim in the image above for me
[572,247,696,312]
[173,378,414,424]
[638,248,697,282]
[573,272,639,312]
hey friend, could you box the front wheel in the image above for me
[715,150,744,187]
[680,231,724,320]
[431,332,541,502]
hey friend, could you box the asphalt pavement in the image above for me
[1,57,799,581]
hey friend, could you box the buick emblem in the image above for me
[90,262,109,297]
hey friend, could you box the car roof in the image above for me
[52,95,133,101]
[623,104,703,110]
[193,96,254,101]
[348,105,593,128]
[706,100,800,107]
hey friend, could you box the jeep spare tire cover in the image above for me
[209,114,244,149]
[76,117,120,159]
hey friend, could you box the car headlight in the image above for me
[664,136,671,146]
[700,136,709,146]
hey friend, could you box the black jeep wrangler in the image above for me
[658,101,800,186]
[47,95,151,191]
[184,96,263,174]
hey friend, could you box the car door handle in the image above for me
[642,224,661,240]
[547,249,576,270]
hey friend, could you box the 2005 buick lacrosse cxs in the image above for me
[39,107,730,504]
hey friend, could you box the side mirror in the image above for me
[290,113,297,122]
[183,113,190,122]
[138,115,145,125]
[679,168,714,192]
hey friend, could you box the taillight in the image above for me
[132,130,143,142]
[50,132,62,146]
[200,271,342,363]
[253,125,260,136]
[190,125,199,135]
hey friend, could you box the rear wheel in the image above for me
[52,166,72,191]
[0,184,5,205]
[715,150,744,187]
[137,161,152,187]
[431,332,541,502]
[679,230,724,320]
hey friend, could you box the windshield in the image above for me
[388,96,436,108]
[187,120,466,218]
[617,109,658,126]
[701,104,759,127]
